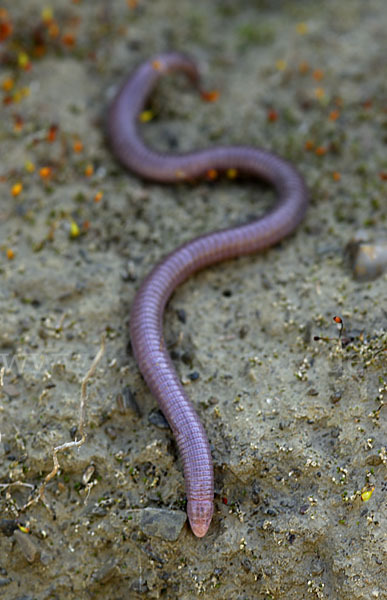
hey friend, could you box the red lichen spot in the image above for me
[73,140,83,153]
[6,248,15,260]
[33,44,46,58]
[13,115,24,132]
[267,109,278,122]
[304,140,315,151]
[206,169,218,180]
[84,163,94,177]
[201,89,220,103]
[3,95,13,105]
[39,166,52,179]
[11,182,23,196]
[332,171,341,181]
[222,497,228,505]
[47,124,58,142]
[315,146,327,156]
[329,110,340,121]
[94,191,103,203]
[313,69,324,81]
[62,33,76,47]
[0,11,12,42]
[362,99,372,109]
[379,172,387,181]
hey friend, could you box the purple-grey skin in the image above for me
[108,53,308,537]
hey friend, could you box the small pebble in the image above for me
[129,507,187,541]
[116,386,141,417]
[148,409,170,429]
[346,231,387,281]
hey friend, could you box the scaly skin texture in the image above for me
[108,53,308,537]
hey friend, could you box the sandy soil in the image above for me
[0,1,386,598]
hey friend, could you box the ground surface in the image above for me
[0,1,386,599]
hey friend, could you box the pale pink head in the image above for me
[187,499,213,537]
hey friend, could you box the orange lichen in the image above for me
[313,69,324,81]
[2,77,14,92]
[94,191,103,203]
[332,172,341,181]
[62,33,76,47]
[206,169,218,180]
[73,140,83,153]
[6,248,15,260]
[84,163,94,177]
[11,182,23,196]
[39,166,52,179]
[298,61,309,74]
[304,140,315,151]
[329,110,340,121]
[315,146,327,156]
[201,90,220,103]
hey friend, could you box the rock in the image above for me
[128,507,187,541]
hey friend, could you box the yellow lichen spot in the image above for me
[314,87,325,100]
[11,182,23,196]
[139,110,154,123]
[6,248,15,260]
[296,22,308,35]
[69,221,80,238]
[361,487,374,502]
[18,52,30,69]
[25,160,35,173]
[152,59,162,71]
[275,59,287,71]
[227,168,237,179]
[2,77,14,91]
[41,7,53,23]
